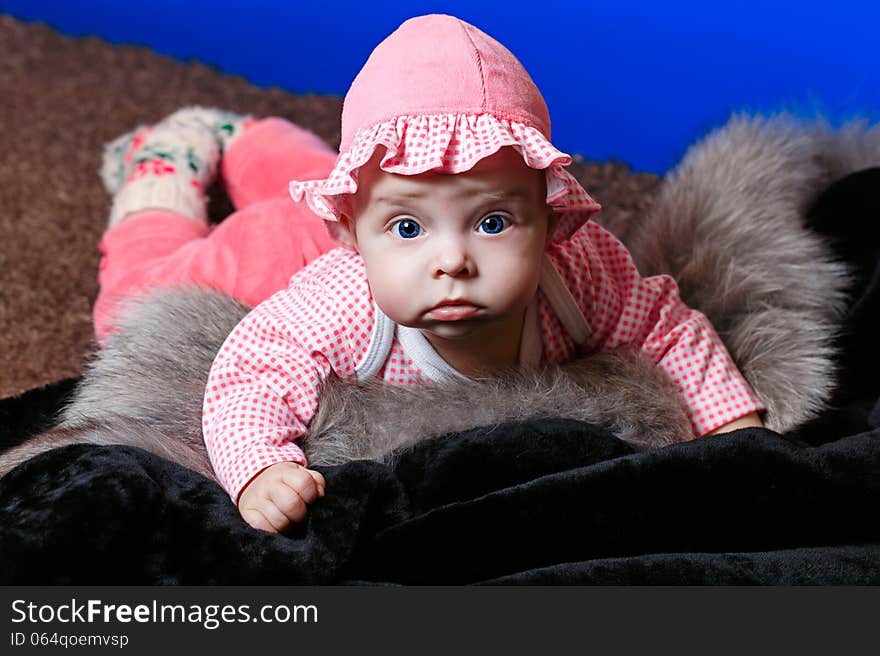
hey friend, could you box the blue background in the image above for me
[2,0,877,173]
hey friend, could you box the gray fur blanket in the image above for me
[1,113,863,476]
[1,114,879,585]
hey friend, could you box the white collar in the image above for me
[354,253,586,383]
[394,295,541,383]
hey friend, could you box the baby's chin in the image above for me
[415,322,483,341]
[407,315,503,342]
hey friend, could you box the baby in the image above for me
[96,15,764,534]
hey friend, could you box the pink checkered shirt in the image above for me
[202,220,765,501]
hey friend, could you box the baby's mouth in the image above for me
[424,301,482,321]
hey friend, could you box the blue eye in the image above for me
[394,219,422,239]
[479,214,507,234]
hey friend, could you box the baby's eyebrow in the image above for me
[372,187,531,206]
[477,187,532,203]
[371,191,426,205]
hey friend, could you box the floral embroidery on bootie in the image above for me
[102,110,221,227]
[162,106,254,152]
[101,106,256,227]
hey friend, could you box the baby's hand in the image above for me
[237,462,326,533]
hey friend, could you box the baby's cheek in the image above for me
[367,267,415,322]
[496,252,542,298]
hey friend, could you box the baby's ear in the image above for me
[328,214,358,250]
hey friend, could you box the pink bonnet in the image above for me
[289,14,600,242]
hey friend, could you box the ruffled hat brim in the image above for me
[289,113,601,243]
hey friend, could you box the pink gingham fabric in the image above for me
[288,14,601,240]
[551,221,765,434]
[200,14,764,502]
[289,113,601,237]
[203,220,765,502]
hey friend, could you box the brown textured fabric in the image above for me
[0,14,660,400]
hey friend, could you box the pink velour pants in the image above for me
[94,117,340,343]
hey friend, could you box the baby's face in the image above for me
[340,147,556,348]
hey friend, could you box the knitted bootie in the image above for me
[101,106,252,227]
[166,106,254,152]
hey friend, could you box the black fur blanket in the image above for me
[1,117,879,584]
[2,419,878,585]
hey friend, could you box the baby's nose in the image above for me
[433,240,472,277]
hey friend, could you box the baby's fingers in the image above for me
[268,483,309,525]
[280,466,323,504]
[240,505,286,534]
[308,470,326,497]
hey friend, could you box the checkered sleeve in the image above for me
[553,221,765,437]
[202,281,354,502]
